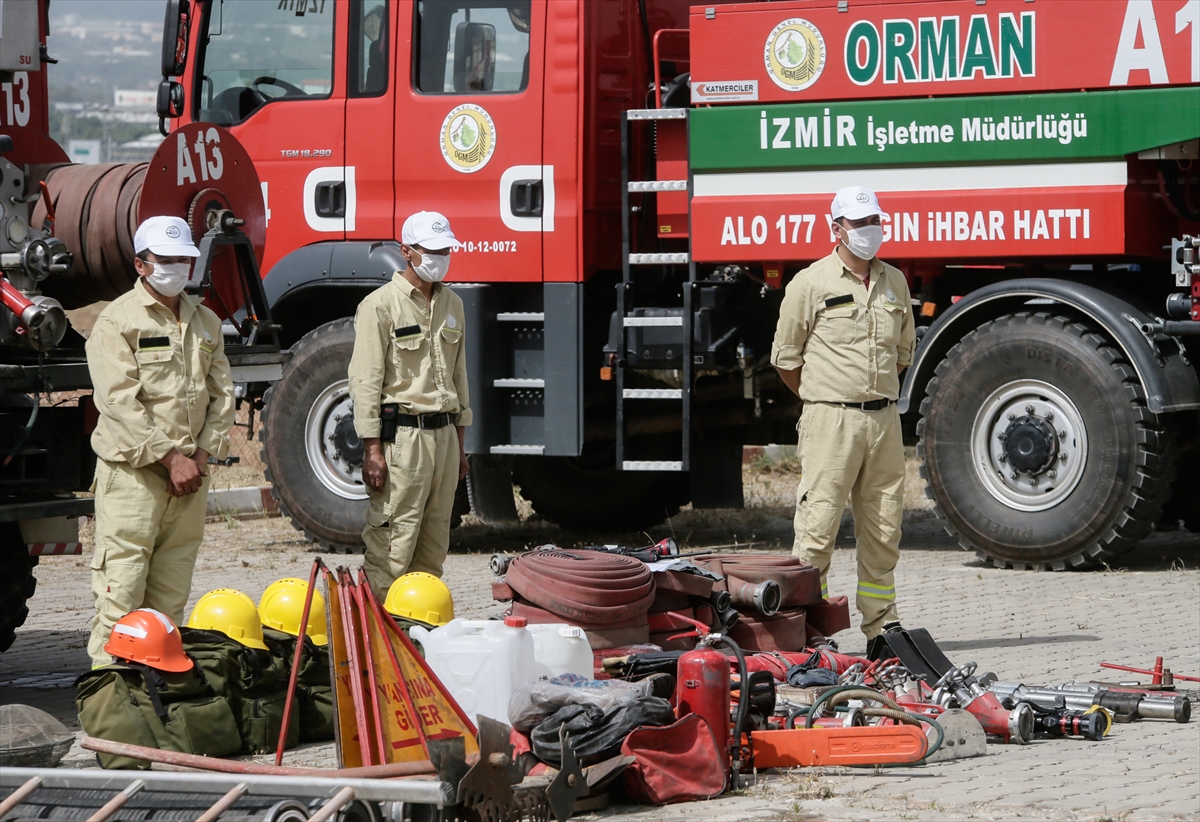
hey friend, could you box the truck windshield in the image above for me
[194,0,336,126]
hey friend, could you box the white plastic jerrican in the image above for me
[526,623,594,680]
[410,617,537,724]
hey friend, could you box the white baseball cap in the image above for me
[830,186,883,222]
[133,216,200,258]
[401,211,460,251]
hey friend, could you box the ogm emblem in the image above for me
[764,18,826,92]
[440,104,496,174]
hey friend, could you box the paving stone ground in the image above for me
[3,462,1197,822]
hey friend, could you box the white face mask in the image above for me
[412,251,451,283]
[145,261,192,296]
[841,224,884,261]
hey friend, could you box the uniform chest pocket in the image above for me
[878,303,905,346]
[392,329,425,378]
[438,325,462,353]
[817,304,858,346]
[134,348,181,398]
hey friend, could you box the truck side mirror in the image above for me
[453,22,497,93]
[161,0,189,77]
[157,80,184,119]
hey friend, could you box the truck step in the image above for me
[490,445,545,455]
[622,460,684,471]
[496,312,544,322]
[626,108,688,120]
[623,316,683,327]
[629,253,689,265]
[622,388,682,399]
[628,180,687,192]
[493,378,545,388]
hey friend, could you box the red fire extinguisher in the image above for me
[674,634,750,788]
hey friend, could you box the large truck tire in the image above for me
[917,312,1176,570]
[260,318,468,552]
[260,318,368,552]
[0,524,38,652]
[513,442,690,532]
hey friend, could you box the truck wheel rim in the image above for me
[304,379,368,501]
[970,379,1088,513]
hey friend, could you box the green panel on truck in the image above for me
[690,87,1200,172]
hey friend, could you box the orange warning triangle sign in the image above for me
[326,568,371,768]
[362,570,480,762]
[326,566,479,767]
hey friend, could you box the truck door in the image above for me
[398,0,545,279]
[345,0,394,239]
[191,0,347,275]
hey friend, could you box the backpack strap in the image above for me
[126,663,169,722]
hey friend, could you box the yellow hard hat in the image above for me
[187,588,269,650]
[258,578,329,646]
[384,573,454,627]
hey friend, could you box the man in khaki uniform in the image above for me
[771,187,916,651]
[86,216,234,667]
[349,211,470,595]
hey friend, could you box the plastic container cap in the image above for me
[504,616,528,628]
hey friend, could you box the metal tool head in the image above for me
[921,709,987,762]
[545,728,587,822]
[458,717,518,822]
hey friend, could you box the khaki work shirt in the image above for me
[87,278,234,468]
[349,272,472,439]
[771,250,916,404]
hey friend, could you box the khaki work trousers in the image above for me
[88,459,209,667]
[792,402,904,639]
[362,425,458,596]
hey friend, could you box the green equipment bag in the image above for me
[263,628,335,742]
[180,627,300,755]
[75,663,242,769]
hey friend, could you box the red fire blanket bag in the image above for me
[620,714,726,805]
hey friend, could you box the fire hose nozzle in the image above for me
[490,554,512,577]
[1008,702,1034,745]
[20,304,46,330]
[727,576,781,616]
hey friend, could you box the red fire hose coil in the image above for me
[505,551,656,625]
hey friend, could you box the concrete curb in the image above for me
[206,485,279,519]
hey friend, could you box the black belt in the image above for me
[396,412,453,430]
[835,399,895,411]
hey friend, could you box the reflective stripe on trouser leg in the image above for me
[850,405,904,638]
[88,461,205,667]
[791,403,866,598]
[362,425,457,596]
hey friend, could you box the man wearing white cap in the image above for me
[84,216,234,667]
[771,187,916,654]
[348,211,471,594]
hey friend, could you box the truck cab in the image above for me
[170,0,757,550]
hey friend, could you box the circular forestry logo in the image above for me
[764,18,826,92]
[441,104,496,174]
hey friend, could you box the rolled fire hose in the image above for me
[696,555,823,609]
[29,162,147,309]
[504,550,655,625]
[728,608,808,653]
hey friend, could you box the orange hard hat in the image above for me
[104,609,193,673]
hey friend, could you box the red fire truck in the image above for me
[160,0,1198,570]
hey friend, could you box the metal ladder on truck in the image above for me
[615,107,692,473]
